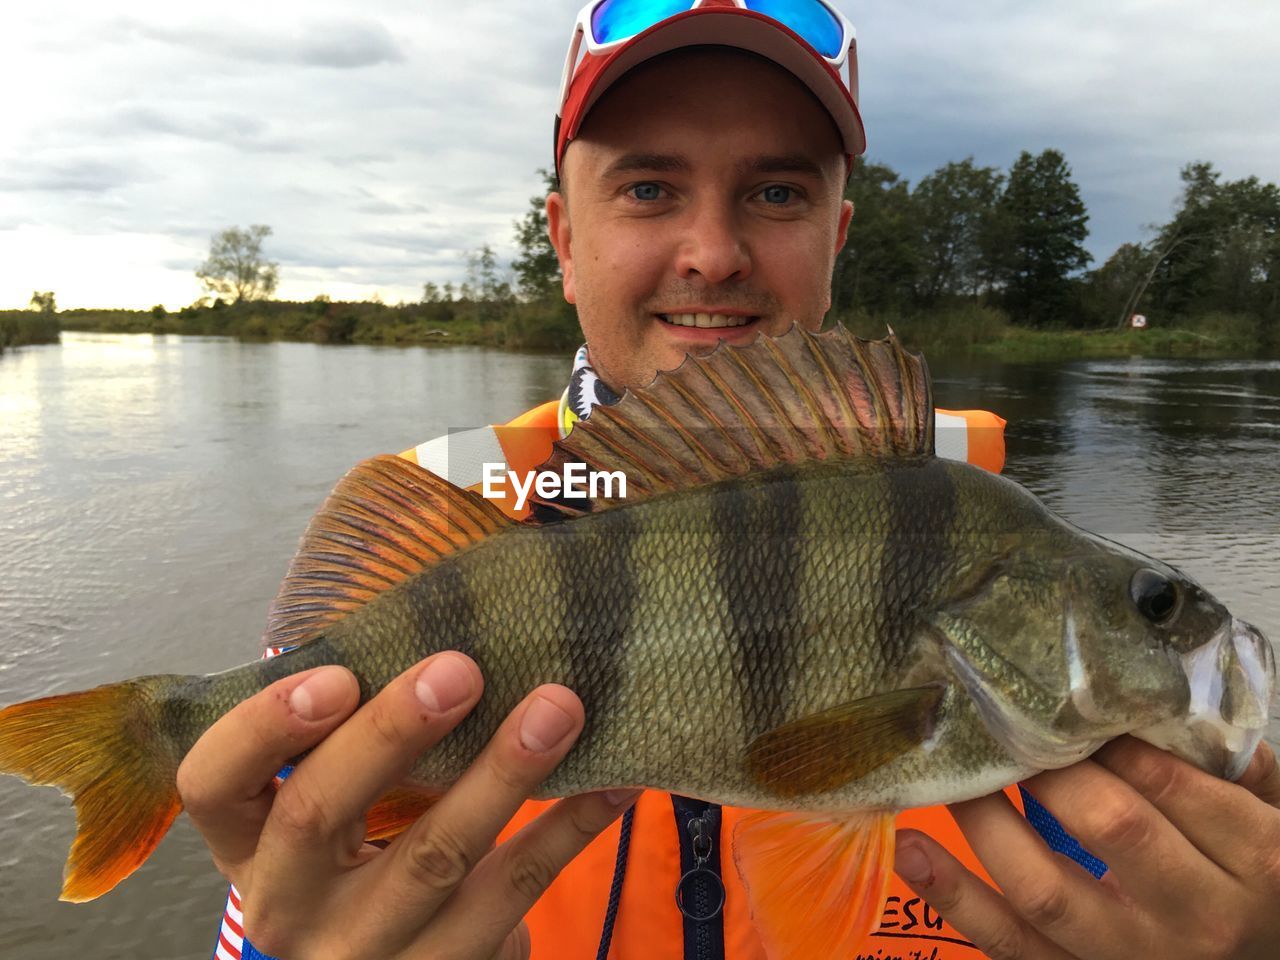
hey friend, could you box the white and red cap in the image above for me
[554,0,866,179]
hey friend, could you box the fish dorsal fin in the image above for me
[535,324,933,513]
[263,454,513,650]
[733,809,897,960]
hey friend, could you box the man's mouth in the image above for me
[656,313,759,329]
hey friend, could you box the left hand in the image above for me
[893,736,1280,959]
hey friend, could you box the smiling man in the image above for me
[548,46,853,390]
[184,3,1280,960]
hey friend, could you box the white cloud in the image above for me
[1,0,1276,308]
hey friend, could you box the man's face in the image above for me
[547,48,854,392]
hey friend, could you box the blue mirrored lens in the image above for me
[591,0,694,45]
[745,0,844,59]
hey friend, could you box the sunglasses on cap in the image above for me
[557,0,859,115]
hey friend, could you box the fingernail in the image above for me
[895,839,932,884]
[519,696,576,753]
[288,668,350,721]
[415,654,475,713]
[602,788,642,808]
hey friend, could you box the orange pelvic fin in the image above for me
[0,677,183,901]
[365,785,444,842]
[732,809,897,960]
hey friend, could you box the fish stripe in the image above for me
[549,506,635,753]
[719,470,804,740]
[880,462,957,653]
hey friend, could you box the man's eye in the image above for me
[629,183,664,201]
[760,185,795,204]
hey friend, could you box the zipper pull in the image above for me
[675,813,725,922]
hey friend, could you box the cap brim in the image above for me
[563,8,866,159]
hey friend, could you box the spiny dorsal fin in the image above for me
[263,454,513,650]
[535,325,933,514]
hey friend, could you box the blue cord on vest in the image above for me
[1020,785,1108,879]
[595,803,637,960]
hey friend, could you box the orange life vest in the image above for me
[396,399,1016,960]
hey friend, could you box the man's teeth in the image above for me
[660,313,755,329]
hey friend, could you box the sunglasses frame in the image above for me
[556,0,858,118]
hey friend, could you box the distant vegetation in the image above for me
[9,153,1279,362]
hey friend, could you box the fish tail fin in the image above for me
[0,676,184,902]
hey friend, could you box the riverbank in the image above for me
[1,301,1271,362]
[0,313,59,352]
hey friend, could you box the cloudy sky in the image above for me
[3,0,1278,310]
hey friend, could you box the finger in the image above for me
[255,652,482,882]
[893,828,1075,960]
[1234,742,1280,807]
[433,789,642,944]
[176,665,360,876]
[1091,736,1278,880]
[361,684,587,946]
[1021,754,1227,911]
[949,790,1135,956]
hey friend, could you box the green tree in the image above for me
[1150,163,1280,328]
[1081,242,1149,327]
[831,160,918,316]
[29,291,56,313]
[998,150,1092,324]
[196,225,280,304]
[911,159,1004,303]
[512,168,563,302]
[467,244,514,326]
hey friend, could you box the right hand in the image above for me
[176,651,640,960]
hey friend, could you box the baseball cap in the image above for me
[554,0,866,180]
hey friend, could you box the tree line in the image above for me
[18,151,1278,356]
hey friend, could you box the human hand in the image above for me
[893,736,1280,959]
[176,651,639,960]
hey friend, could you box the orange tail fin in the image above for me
[0,677,183,902]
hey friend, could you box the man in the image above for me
[184,3,1280,959]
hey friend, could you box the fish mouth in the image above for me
[1132,617,1276,780]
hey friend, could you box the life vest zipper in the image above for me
[671,795,726,960]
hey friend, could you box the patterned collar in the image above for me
[556,343,621,438]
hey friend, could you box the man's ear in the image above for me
[834,198,854,255]
[546,191,576,305]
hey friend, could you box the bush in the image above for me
[0,311,61,349]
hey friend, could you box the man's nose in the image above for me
[673,203,752,284]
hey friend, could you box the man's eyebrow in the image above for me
[600,153,692,178]
[738,154,828,179]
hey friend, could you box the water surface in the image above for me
[0,333,1276,959]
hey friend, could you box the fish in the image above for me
[0,325,1273,959]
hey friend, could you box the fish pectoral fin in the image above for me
[744,685,944,796]
[732,809,896,960]
[365,785,445,842]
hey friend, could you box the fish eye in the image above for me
[1130,568,1180,626]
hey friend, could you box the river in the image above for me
[0,332,1277,959]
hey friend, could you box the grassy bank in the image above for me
[47,298,582,352]
[9,300,1274,363]
[0,313,60,352]
[836,304,1270,361]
